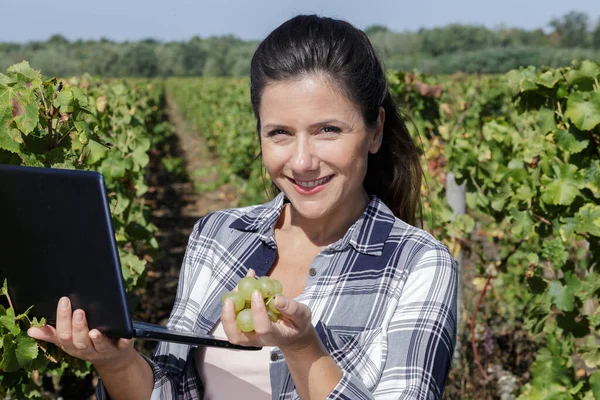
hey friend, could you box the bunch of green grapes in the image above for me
[221,276,283,332]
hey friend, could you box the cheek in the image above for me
[261,144,286,173]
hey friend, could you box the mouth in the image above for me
[288,175,334,193]
[291,175,333,187]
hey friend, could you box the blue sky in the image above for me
[3,0,600,42]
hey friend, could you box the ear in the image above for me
[369,107,385,154]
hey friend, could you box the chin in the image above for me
[285,196,336,219]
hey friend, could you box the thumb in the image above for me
[275,296,311,325]
[28,325,58,344]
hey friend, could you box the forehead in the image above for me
[258,74,361,122]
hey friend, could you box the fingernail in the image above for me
[60,297,69,309]
[27,328,35,337]
[252,290,262,301]
[74,310,83,322]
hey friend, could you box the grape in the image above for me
[221,291,245,312]
[236,309,254,332]
[257,276,275,298]
[223,275,285,332]
[266,296,281,315]
[271,279,283,295]
[238,277,259,301]
[267,310,278,322]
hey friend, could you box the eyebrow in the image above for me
[262,119,348,131]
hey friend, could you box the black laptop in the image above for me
[0,163,259,350]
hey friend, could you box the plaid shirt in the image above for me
[97,192,457,399]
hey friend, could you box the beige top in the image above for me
[194,320,274,399]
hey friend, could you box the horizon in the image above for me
[3,0,600,43]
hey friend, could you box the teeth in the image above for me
[296,176,331,188]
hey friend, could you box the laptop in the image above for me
[0,163,259,350]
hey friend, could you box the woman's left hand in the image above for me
[221,274,314,351]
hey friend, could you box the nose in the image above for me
[290,135,318,173]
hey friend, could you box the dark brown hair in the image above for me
[249,14,423,226]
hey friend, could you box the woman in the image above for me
[28,14,457,399]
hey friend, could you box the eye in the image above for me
[321,126,341,134]
[266,129,288,137]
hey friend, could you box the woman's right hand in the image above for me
[27,296,136,371]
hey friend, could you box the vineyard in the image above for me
[1,59,599,399]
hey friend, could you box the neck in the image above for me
[277,190,370,247]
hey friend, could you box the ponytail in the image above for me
[364,91,423,226]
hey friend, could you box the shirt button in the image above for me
[309,268,317,277]
[270,352,279,362]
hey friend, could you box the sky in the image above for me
[3,0,600,43]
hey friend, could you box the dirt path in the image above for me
[131,95,238,354]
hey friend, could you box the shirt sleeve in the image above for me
[326,246,458,400]
[95,216,211,399]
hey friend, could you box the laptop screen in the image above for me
[0,164,134,338]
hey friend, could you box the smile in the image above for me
[291,175,333,188]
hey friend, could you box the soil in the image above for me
[131,95,239,357]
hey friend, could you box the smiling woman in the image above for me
[28,13,458,400]
[258,75,382,233]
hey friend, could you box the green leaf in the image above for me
[540,164,583,206]
[542,237,569,268]
[0,308,20,336]
[13,96,39,135]
[110,193,131,216]
[536,108,556,134]
[15,333,38,367]
[564,271,581,293]
[99,155,127,179]
[553,129,589,154]
[565,60,600,86]
[71,86,93,114]
[579,273,600,301]
[119,251,146,287]
[6,61,43,89]
[548,281,575,312]
[564,91,600,131]
[562,204,600,238]
[0,86,21,153]
[583,160,600,198]
[511,209,534,238]
[579,336,600,368]
[520,78,538,92]
[590,370,600,400]
[516,185,534,201]
[84,139,108,165]
[536,70,560,88]
[131,146,149,168]
[0,334,20,372]
[53,87,73,109]
[529,347,573,387]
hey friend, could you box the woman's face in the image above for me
[258,74,383,222]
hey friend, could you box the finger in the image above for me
[89,329,112,353]
[27,325,58,343]
[275,296,311,326]
[116,337,133,351]
[56,297,73,345]
[221,299,243,343]
[71,309,93,352]
[251,290,271,334]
